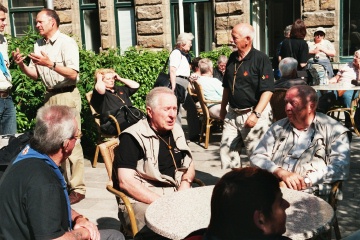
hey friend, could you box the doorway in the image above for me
[252,0,301,58]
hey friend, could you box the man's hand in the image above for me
[28,51,53,68]
[73,217,100,240]
[12,48,27,65]
[244,113,258,128]
[273,168,307,190]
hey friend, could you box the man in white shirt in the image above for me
[250,85,350,194]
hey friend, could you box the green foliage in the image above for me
[7,28,232,157]
[199,45,233,66]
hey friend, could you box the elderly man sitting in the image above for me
[196,58,224,119]
[0,105,124,240]
[114,87,195,232]
[274,57,307,89]
[250,85,350,194]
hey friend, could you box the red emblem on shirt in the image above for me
[244,71,248,76]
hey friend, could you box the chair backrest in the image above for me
[188,82,198,100]
[98,138,120,184]
[270,88,288,122]
[193,81,211,119]
[85,91,101,128]
[86,90,121,137]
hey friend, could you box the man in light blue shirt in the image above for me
[196,58,226,119]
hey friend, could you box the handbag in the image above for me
[153,51,186,103]
[154,56,171,88]
[99,106,146,135]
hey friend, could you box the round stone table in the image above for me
[145,186,334,240]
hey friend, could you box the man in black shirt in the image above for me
[114,87,195,231]
[0,105,123,240]
[219,23,274,169]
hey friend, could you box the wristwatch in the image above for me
[50,62,56,71]
[304,177,311,187]
[252,110,261,118]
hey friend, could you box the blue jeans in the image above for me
[0,96,17,135]
[333,90,359,125]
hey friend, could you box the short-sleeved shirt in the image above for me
[0,34,11,90]
[0,158,69,239]
[169,49,191,77]
[29,30,79,89]
[222,48,274,109]
[337,62,358,84]
[279,38,309,70]
[307,39,335,60]
[114,131,185,179]
[91,85,138,115]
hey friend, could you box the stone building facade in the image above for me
[1,0,355,65]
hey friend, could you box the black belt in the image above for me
[47,85,76,94]
[177,75,189,80]
[232,107,253,115]
[0,89,10,98]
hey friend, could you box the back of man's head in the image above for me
[207,167,280,239]
[279,57,298,78]
[30,105,76,155]
[198,58,213,75]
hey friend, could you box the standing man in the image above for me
[0,4,16,135]
[12,8,85,204]
[220,23,274,169]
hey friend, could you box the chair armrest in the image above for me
[106,185,138,236]
[193,178,205,187]
[203,99,222,105]
[107,115,121,135]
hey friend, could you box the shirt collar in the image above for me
[44,30,60,45]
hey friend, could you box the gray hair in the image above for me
[279,57,298,77]
[217,55,228,64]
[284,25,292,37]
[176,32,194,46]
[198,58,213,74]
[235,24,255,41]
[30,105,77,154]
[289,85,318,109]
[146,87,176,109]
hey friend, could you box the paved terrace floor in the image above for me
[73,118,360,239]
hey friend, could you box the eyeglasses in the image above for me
[314,32,325,37]
[71,129,82,140]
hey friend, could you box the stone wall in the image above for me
[98,0,116,50]
[135,0,171,50]
[302,0,339,61]
[54,0,81,42]
[213,0,247,47]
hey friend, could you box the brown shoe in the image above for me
[69,191,85,205]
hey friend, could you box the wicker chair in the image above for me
[98,138,205,237]
[85,91,121,168]
[327,180,343,240]
[193,81,223,149]
[270,88,288,122]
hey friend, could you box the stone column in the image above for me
[99,0,116,50]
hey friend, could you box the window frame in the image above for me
[7,0,45,37]
[170,0,213,56]
[114,0,136,51]
[339,0,360,62]
[79,0,101,52]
